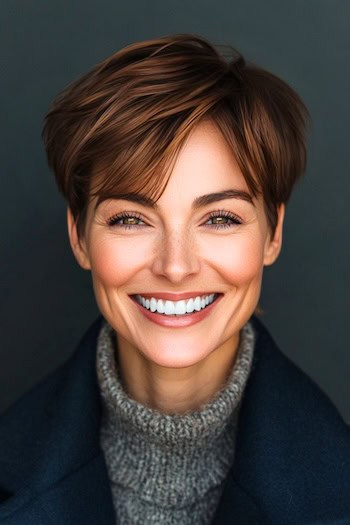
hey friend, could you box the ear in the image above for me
[66,207,91,270]
[263,203,285,266]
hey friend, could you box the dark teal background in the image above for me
[1,0,349,420]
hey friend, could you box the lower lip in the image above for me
[130,294,223,327]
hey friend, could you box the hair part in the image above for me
[42,33,309,240]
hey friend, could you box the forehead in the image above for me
[154,120,252,205]
[90,119,262,214]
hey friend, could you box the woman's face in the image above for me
[68,120,284,368]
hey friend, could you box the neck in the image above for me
[115,332,240,414]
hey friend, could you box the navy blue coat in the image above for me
[0,315,350,524]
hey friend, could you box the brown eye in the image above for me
[206,210,243,229]
[107,211,145,229]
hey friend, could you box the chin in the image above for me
[140,342,214,369]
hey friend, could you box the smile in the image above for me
[134,293,219,316]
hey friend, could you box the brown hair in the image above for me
[43,33,309,240]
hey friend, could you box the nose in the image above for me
[151,228,201,284]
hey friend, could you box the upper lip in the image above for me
[132,292,220,301]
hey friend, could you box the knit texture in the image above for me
[96,320,256,525]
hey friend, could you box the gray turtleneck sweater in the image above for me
[96,320,255,524]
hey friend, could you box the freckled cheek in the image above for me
[202,236,265,284]
[88,236,152,286]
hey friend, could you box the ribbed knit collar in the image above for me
[97,320,256,449]
[96,319,256,523]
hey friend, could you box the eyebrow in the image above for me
[96,189,254,210]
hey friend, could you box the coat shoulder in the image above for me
[236,316,350,522]
[0,317,103,498]
[250,315,349,434]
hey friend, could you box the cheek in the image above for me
[87,234,152,287]
[202,233,265,284]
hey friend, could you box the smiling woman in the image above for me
[1,34,350,525]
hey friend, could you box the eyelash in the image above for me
[106,210,243,230]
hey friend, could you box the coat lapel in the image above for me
[215,315,350,523]
[0,317,116,524]
[212,472,269,524]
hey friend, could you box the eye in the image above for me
[205,210,243,230]
[106,211,146,230]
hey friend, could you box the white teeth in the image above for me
[164,301,175,315]
[156,299,165,314]
[150,298,157,312]
[186,298,194,313]
[193,297,201,311]
[136,293,217,316]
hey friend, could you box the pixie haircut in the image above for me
[43,34,309,240]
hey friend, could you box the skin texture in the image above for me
[68,120,285,414]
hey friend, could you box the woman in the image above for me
[0,34,349,525]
